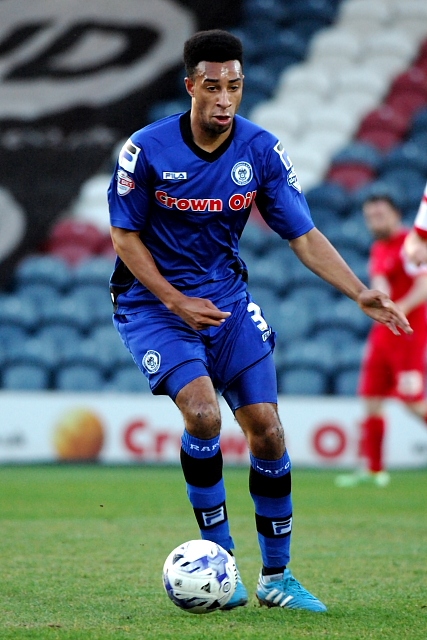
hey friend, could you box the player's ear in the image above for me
[184,76,195,98]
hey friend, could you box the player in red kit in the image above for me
[336,193,427,487]
[404,181,427,265]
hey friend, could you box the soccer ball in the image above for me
[162,539,237,614]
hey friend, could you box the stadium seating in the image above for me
[3,0,427,396]
[55,364,105,392]
[2,363,50,391]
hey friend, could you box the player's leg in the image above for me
[169,371,248,609]
[113,307,239,574]
[172,373,235,553]
[223,358,326,611]
[336,398,389,487]
[336,335,391,487]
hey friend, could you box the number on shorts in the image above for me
[247,302,268,331]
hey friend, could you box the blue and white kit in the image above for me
[108,110,314,405]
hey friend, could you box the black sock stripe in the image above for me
[193,501,228,530]
[180,448,223,487]
[249,466,292,498]
[255,513,293,538]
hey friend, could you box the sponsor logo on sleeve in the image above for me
[116,169,135,196]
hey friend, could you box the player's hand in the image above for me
[168,295,231,330]
[357,289,413,336]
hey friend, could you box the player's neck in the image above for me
[190,119,233,153]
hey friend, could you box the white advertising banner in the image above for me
[1,392,427,468]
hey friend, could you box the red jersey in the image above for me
[360,228,427,400]
[369,228,427,340]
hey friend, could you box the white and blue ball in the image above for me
[163,539,237,614]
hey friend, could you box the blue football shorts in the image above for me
[113,291,278,411]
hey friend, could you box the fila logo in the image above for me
[163,172,187,180]
[272,517,292,536]
[202,506,225,527]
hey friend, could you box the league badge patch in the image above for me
[231,161,253,186]
[116,169,135,196]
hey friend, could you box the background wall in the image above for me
[0,0,242,285]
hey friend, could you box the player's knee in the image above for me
[183,401,222,438]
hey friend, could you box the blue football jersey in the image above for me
[108,111,314,312]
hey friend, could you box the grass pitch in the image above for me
[0,465,426,639]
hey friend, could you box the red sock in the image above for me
[359,416,386,472]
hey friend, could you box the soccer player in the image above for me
[108,30,411,611]
[404,182,427,265]
[336,193,427,488]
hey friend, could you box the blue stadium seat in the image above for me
[55,364,105,391]
[6,336,60,372]
[15,282,60,307]
[14,255,71,292]
[108,366,151,393]
[2,363,50,390]
[334,368,360,396]
[278,368,327,395]
[90,324,134,368]
[274,298,315,344]
[0,294,39,333]
[59,337,113,374]
[380,142,427,175]
[0,325,28,355]
[409,107,427,136]
[331,142,382,172]
[305,182,349,217]
[41,295,93,333]
[73,256,114,287]
[36,324,82,354]
[335,341,365,372]
[313,297,372,339]
[69,284,113,326]
[280,339,335,377]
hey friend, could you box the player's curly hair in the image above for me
[183,29,243,77]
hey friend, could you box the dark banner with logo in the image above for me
[0,0,242,285]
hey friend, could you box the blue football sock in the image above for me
[180,430,234,552]
[249,450,292,570]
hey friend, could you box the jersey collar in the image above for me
[179,110,235,162]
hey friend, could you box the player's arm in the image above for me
[370,274,390,297]
[110,226,230,330]
[395,273,427,316]
[289,227,412,335]
[403,182,427,265]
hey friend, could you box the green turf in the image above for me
[0,465,426,639]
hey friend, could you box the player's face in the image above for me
[185,60,244,137]
[363,200,401,239]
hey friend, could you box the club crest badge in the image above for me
[231,161,253,186]
[142,350,161,373]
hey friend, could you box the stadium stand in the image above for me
[2,0,427,394]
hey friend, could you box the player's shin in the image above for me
[180,430,234,552]
[249,451,292,574]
